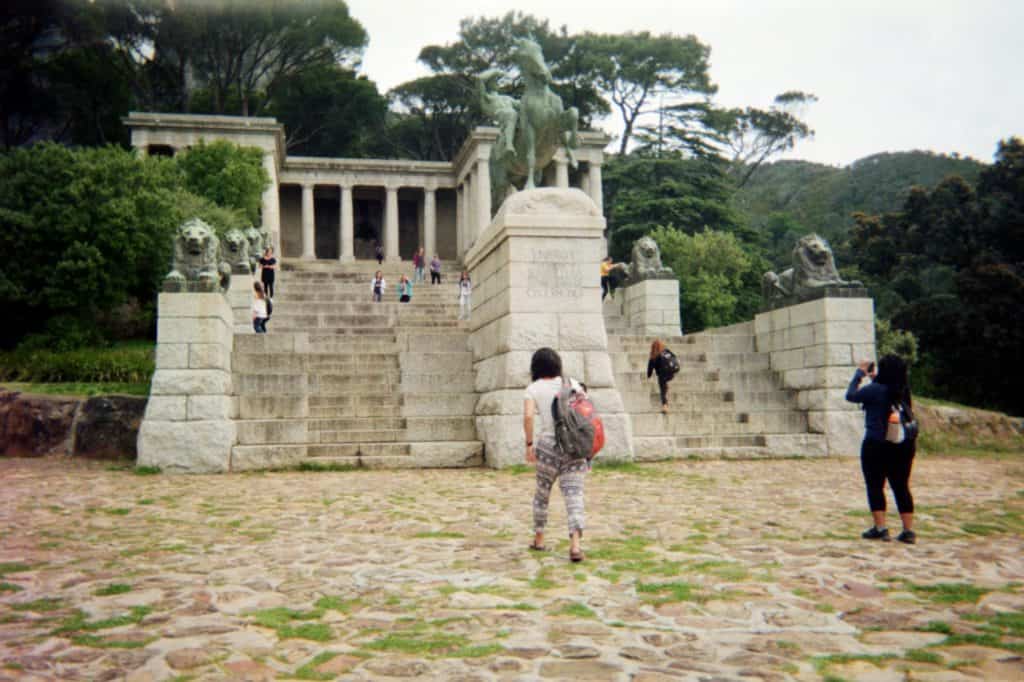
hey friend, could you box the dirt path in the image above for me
[1,454,1022,681]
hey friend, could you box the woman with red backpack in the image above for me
[647,339,679,414]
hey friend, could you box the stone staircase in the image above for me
[229,259,483,470]
[609,322,827,459]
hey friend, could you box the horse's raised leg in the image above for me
[523,125,537,189]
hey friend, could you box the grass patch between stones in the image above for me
[94,583,132,596]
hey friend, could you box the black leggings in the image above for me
[861,438,915,513]
[601,276,610,300]
[658,375,671,405]
[431,271,441,284]
[261,277,274,298]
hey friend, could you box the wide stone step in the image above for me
[309,417,407,431]
[233,354,399,373]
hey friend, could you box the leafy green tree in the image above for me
[175,140,269,225]
[648,227,761,332]
[603,153,746,260]
[265,63,386,157]
[577,31,716,155]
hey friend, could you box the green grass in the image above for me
[905,648,943,664]
[250,607,334,642]
[503,464,532,474]
[94,583,132,596]
[0,340,154,385]
[53,606,152,634]
[413,531,465,539]
[293,651,341,680]
[636,580,705,604]
[292,461,362,473]
[0,381,151,396]
[812,653,896,674]
[71,633,153,649]
[12,598,64,612]
[554,602,597,618]
[904,582,989,604]
[0,582,24,593]
[134,466,162,475]
[0,562,31,577]
[918,621,953,635]
[364,632,467,655]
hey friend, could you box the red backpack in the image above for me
[551,378,606,459]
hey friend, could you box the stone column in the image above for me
[464,174,475,249]
[424,186,437,260]
[301,183,315,259]
[580,166,591,196]
[464,188,634,468]
[260,154,281,249]
[385,183,400,262]
[456,184,466,259]
[137,293,236,473]
[554,152,569,188]
[587,161,603,214]
[754,295,876,456]
[339,183,354,262]
[476,157,492,239]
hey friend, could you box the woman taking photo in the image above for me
[846,354,917,544]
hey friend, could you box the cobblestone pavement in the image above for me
[1,454,1023,681]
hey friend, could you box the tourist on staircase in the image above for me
[647,339,679,414]
[252,282,269,334]
[846,354,918,544]
[375,240,383,265]
[398,274,413,303]
[458,271,472,320]
[523,347,588,563]
[258,246,277,299]
[430,254,442,284]
[371,271,385,303]
[413,247,425,283]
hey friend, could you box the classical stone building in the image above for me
[125,113,609,261]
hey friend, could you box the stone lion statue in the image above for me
[163,218,231,293]
[630,236,675,281]
[762,233,862,302]
[244,226,266,273]
[222,229,252,275]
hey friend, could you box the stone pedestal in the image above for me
[227,269,255,335]
[623,279,682,337]
[465,188,634,468]
[754,295,875,456]
[137,293,236,473]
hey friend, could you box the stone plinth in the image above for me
[754,296,875,456]
[137,293,236,473]
[464,188,634,468]
[623,279,682,337]
[227,271,256,335]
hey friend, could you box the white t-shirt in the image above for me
[525,377,583,440]
[252,298,268,318]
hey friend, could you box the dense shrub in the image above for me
[0,342,154,384]
[0,141,266,349]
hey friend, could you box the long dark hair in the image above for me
[875,354,911,406]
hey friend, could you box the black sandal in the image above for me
[528,543,547,552]
[569,549,585,563]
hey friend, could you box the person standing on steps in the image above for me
[523,347,588,563]
[397,274,413,303]
[430,254,442,285]
[458,271,472,320]
[252,281,269,334]
[371,270,386,303]
[600,256,614,301]
[846,354,918,544]
[258,246,277,299]
[375,240,383,265]
[413,247,425,283]
[647,339,679,414]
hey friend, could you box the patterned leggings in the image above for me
[533,437,587,537]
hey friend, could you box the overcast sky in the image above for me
[345,0,1022,167]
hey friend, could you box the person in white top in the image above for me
[252,281,269,333]
[458,271,472,320]
[523,347,587,562]
[371,271,386,303]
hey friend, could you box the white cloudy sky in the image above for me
[345,0,1022,167]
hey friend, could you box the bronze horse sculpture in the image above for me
[480,38,581,211]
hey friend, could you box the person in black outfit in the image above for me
[845,354,917,544]
[646,339,675,414]
[258,247,277,299]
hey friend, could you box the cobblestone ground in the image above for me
[1,454,1022,682]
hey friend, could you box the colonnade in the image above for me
[291,182,440,262]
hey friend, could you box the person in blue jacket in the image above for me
[845,354,917,544]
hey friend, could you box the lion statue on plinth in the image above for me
[163,218,231,293]
[223,229,252,275]
[762,233,862,303]
[630,236,675,281]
